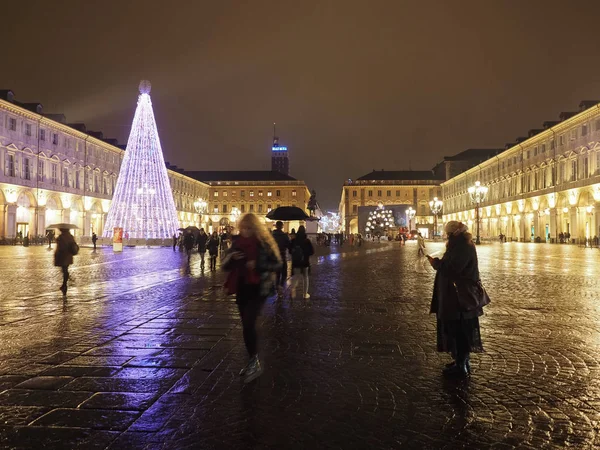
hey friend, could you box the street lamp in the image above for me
[406,206,416,232]
[230,207,241,232]
[429,197,443,239]
[467,181,488,245]
[193,198,208,225]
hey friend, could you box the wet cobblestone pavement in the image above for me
[0,242,599,449]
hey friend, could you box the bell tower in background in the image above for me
[271,123,289,176]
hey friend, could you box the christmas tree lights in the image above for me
[103,81,179,239]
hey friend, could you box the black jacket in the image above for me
[289,235,314,269]
[272,229,290,257]
[197,233,208,252]
[430,235,482,320]
[207,237,219,255]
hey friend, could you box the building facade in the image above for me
[0,92,208,241]
[339,171,444,237]
[441,101,600,243]
[185,171,311,233]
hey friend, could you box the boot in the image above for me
[443,353,469,378]
[445,356,471,374]
[243,355,263,383]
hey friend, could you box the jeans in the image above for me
[236,283,265,356]
[291,267,309,295]
[276,260,288,287]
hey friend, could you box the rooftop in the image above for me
[355,170,444,181]
[443,148,504,161]
[185,170,298,182]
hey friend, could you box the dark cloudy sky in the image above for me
[3,1,600,209]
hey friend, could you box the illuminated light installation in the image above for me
[320,212,341,233]
[103,81,179,239]
[365,206,394,236]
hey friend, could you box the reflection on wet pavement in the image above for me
[0,242,599,448]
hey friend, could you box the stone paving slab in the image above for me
[0,243,599,448]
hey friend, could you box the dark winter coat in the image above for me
[183,233,195,250]
[197,233,208,253]
[54,232,77,267]
[272,229,290,257]
[207,237,219,256]
[289,235,314,269]
[429,235,482,321]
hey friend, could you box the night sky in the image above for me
[4,1,600,209]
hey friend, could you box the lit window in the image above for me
[223,191,228,197]
[292,190,297,197]
[213,191,219,197]
[6,154,15,177]
[24,159,31,180]
[250,191,254,197]
[267,191,272,197]
[213,206,219,213]
[258,191,263,197]
[267,204,272,212]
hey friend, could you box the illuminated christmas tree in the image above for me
[103,80,179,239]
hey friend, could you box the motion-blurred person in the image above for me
[54,228,79,295]
[222,213,281,383]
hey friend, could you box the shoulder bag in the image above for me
[453,278,491,311]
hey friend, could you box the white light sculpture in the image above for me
[366,206,394,236]
[103,81,179,239]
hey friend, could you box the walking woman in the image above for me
[289,225,314,299]
[54,228,79,295]
[223,213,281,383]
[427,221,487,378]
[207,231,220,271]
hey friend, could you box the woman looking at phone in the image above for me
[223,213,282,383]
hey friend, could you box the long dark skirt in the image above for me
[436,316,484,354]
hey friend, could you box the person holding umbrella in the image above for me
[52,225,79,295]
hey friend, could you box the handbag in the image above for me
[453,278,491,311]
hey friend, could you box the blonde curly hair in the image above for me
[238,213,282,263]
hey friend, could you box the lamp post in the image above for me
[429,197,443,239]
[230,207,241,233]
[467,181,488,245]
[406,206,416,232]
[193,198,208,226]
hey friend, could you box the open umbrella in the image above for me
[266,206,310,221]
[185,226,200,232]
[46,223,79,230]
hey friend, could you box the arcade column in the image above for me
[5,204,16,238]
